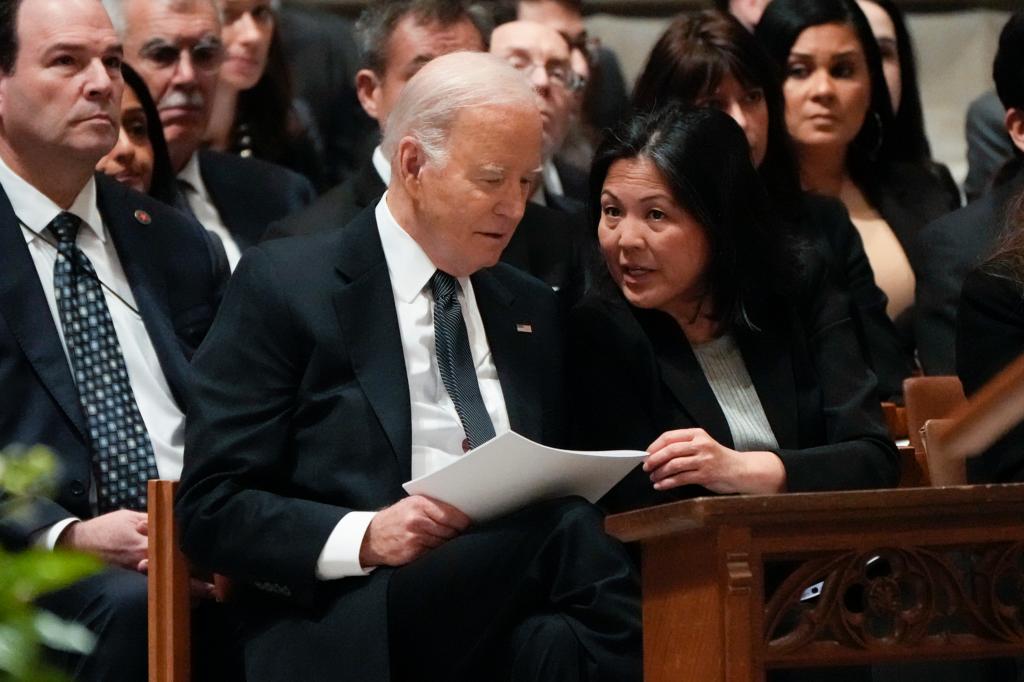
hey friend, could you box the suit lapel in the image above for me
[331,212,412,477]
[474,270,540,439]
[0,187,88,440]
[634,308,734,447]
[96,177,192,407]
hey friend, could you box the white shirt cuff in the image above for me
[314,511,377,580]
[32,518,80,550]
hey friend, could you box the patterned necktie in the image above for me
[430,271,496,450]
[49,212,159,513]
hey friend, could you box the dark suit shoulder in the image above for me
[262,161,384,242]
[199,149,313,193]
[263,176,365,241]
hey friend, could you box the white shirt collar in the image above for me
[541,158,564,197]
[0,154,105,245]
[372,146,392,186]
[177,153,209,199]
[375,191,451,304]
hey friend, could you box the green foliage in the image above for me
[0,447,102,681]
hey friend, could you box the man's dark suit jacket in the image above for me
[957,267,1024,483]
[175,210,565,681]
[795,194,910,400]
[964,91,1014,203]
[197,149,315,250]
[913,168,1024,375]
[568,276,900,514]
[262,159,591,303]
[0,174,225,545]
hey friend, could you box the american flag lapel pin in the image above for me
[516,322,533,334]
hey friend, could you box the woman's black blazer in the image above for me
[568,278,900,513]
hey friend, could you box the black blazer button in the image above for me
[69,480,85,496]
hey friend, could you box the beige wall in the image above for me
[585,9,1012,189]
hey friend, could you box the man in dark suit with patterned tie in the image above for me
[176,52,640,682]
[0,0,225,679]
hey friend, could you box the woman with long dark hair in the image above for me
[755,0,959,356]
[631,9,908,399]
[569,105,898,512]
[96,63,178,206]
[205,0,325,190]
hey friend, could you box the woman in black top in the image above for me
[570,105,898,513]
[631,9,908,400]
[756,0,959,354]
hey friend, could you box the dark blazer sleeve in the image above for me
[804,195,910,399]
[774,279,900,491]
[956,268,1024,482]
[175,246,347,584]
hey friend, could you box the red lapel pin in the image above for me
[516,323,533,333]
[134,209,152,225]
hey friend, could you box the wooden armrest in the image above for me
[921,418,966,487]
[147,479,191,682]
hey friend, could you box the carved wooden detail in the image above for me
[727,552,753,595]
[764,543,1024,657]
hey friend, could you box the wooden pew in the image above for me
[606,484,1024,681]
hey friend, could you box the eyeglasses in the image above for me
[507,57,586,93]
[137,38,225,73]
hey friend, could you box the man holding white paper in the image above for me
[175,52,641,682]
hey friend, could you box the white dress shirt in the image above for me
[0,157,187,548]
[530,158,564,206]
[314,193,511,580]
[177,154,242,270]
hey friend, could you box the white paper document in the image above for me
[402,431,646,522]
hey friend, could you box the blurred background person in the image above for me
[915,11,1024,375]
[713,0,772,31]
[104,0,315,270]
[964,90,1015,203]
[96,63,179,206]
[957,188,1024,484]
[490,19,587,214]
[569,105,898,513]
[275,2,373,187]
[855,0,941,170]
[632,10,909,400]
[205,0,326,190]
[756,0,960,367]
[511,0,630,171]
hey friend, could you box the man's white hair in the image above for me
[100,0,222,37]
[380,51,538,166]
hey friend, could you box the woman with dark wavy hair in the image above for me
[756,0,959,356]
[632,9,908,399]
[569,105,898,513]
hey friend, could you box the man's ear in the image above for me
[355,69,383,123]
[1007,107,1024,155]
[395,137,427,194]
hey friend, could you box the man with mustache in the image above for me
[0,0,225,678]
[102,0,314,269]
